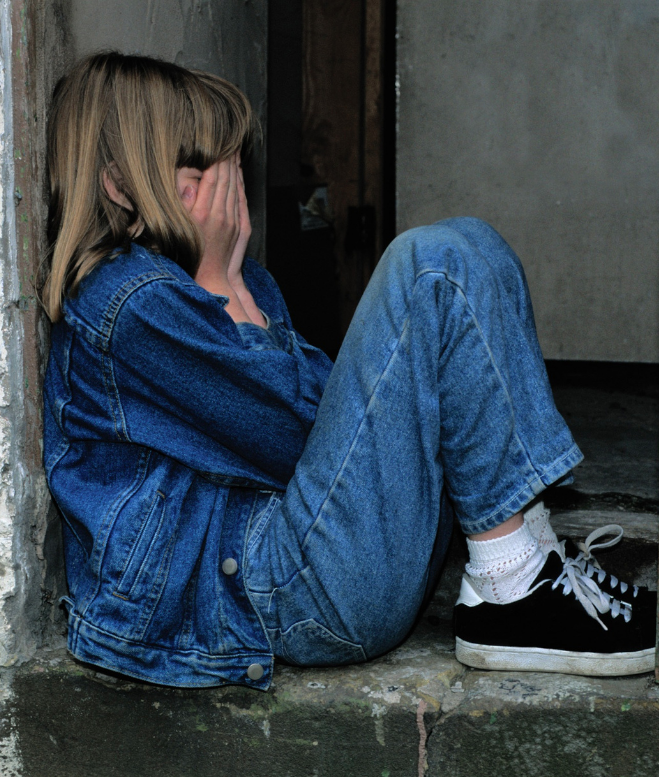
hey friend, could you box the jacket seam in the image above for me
[78,449,152,618]
[113,490,166,598]
[100,270,180,349]
[133,519,181,642]
[101,350,130,442]
[70,612,272,660]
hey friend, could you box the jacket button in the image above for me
[221,558,238,575]
[247,663,264,681]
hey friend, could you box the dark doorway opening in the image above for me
[266,0,397,360]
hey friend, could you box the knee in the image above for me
[370,218,527,317]
[439,217,526,280]
[379,218,501,282]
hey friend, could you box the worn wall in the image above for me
[0,0,23,664]
[68,0,268,259]
[0,0,72,667]
[397,1,659,362]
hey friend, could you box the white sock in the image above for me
[465,521,546,604]
[524,500,564,558]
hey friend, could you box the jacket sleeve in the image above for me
[108,277,333,488]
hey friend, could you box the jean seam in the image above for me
[538,442,584,481]
[78,448,152,617]
[419,268,549,496]
[280,619,367,665]
[301,267,539,547]
[444,271,539,460]
[300,318,410,553]
[242,495,282,658]
[102,351,130,442]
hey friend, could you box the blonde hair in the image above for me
[43,52,257,322]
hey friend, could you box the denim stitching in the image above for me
[538,442,584,481]
[106,352,130,442]
[246,492,281,557]
[113,491,166,598]
[70,612,274,663]
[301,269,542,552]
[101,351,129,442]
[44,438,69,477]
[459,443,583,534]
[280,619,367,666]
[78,449,152,617]
[133,522,181,642]
[241,495,279,659]
[419,268,543,487]
[124,492,168,601]
[100,271,175,349]
[300,321,408,553]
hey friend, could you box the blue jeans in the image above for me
[244,218,583,666]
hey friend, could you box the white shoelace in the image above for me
[573,524,639,599]
[550,533,634,631]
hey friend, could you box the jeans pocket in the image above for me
[280,619,367,667]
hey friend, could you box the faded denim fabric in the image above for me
[44,248,332,688]
[43,217,582,687]
[244,218,582,666]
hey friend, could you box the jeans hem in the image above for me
[459,442,584,535]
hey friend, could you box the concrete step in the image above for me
[2,622,659,777]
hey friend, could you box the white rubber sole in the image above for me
[455,637,656,676]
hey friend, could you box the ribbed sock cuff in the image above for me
[466,521,536,565]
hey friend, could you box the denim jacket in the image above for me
[43,244,333,688]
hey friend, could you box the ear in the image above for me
[102,166,133,211]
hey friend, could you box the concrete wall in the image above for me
[68,0,268,259]
[0,0,72,667]
[0,0,23,664]
[397,1,659,362]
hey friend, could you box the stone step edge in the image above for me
[12,644,659,716]
[5,648,659,777]
[551,509,658,541]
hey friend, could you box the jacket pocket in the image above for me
[113,491,167,600]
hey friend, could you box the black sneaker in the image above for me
[454,551,656,676]
[562,525,656,612]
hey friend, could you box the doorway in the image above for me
[266,0,396,359]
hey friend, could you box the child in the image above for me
[42,52,655,688]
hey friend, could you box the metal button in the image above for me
[247,663,264,681]
[221,558,238,576]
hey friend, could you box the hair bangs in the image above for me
[176,71,257,170]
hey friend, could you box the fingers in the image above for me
[227,154,239,228]
[188,159,226,230]
[193,162,220,219]
[186,155,242,274]
[236,164,251,239]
